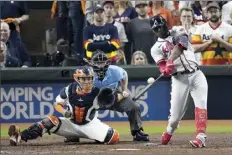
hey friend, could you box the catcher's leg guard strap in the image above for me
[21,116,60,142]
[104,128,119,145]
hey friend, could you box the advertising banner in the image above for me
[0,81,171,123]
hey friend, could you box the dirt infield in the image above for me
[1,121,232,155]
[1,133,232,155]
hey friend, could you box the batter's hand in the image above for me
[163,59,174,77]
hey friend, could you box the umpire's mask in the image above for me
[91,50,110,80]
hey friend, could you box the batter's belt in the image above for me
[173,67,199,76]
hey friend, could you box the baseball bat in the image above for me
[132,74,163,101]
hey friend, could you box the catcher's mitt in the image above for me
[97,87,116,109]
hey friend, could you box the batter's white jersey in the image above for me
[151,30,198,73]
[191,21,232,65]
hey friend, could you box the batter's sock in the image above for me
[195,107,207,135]
[166,126,175,135]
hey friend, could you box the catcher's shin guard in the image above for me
[104,128,119,145]
[195,107,207,135]
[21,116,60,142]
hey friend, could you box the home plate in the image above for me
[110,148,141,151]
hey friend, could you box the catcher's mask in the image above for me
[97,87,116,109]
[91,50,110,80]
[73,66,94,94]
[150,15,169,39]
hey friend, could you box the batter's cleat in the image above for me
[8,125,21,146]
[161,131,172,145]
[64,137,80,143]
[133,130,149,141]
[190,133,206,148]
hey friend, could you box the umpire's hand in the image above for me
[122,91,129,98]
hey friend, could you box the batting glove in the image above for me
[164,59,174,77]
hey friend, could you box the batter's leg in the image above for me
[162,75,190,145]
[111,96,149,141]
[189,70,208,148]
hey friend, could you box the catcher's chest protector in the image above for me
[68,83,100,125]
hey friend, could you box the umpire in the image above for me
[89,51,149,141]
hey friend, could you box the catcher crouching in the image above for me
[8,66,119,146]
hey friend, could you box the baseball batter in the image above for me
[8,66,119,146]
[150,15,208,148]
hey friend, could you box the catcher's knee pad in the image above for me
[40,116,60,131]
[21,116,60,142]
[104,128,119,145]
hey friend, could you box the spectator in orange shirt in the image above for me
[148,1,173,29]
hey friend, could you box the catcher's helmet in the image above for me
[91,50,110,80]
[73,66,94,94]
[150,15,169,38]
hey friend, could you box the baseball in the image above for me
[147,77,155,84]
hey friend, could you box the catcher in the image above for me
[8,66,119,146]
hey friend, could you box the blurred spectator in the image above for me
[179,1,193,10]
[114,1,138,27]
[113,1,137,64]
[221,1,232,25]
[83,5,120,64]
[191,2,232,65]
[67,1,85,63]
[51,1,73,43]
[0,1,29,44]
[0,41,7,67]
[127,1,157,64]
[85,1,104,25]
[103,1,128,65]
[148,1,173,29]
[171,7,200,64]
[191,1,208,25]
[131,51,148,65]
[1,21,31,67]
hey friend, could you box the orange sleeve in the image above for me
[51,1,57,19]
[166,10,173,29]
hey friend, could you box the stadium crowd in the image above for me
[1,1,232,67]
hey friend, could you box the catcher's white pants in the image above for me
[50,116,110,142]
[167,70,208,134]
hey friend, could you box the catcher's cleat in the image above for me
[64,137,80,143]
[161,131,172,145]
[8,125,21,146]
[190,133,206,148]
[133,130,149,141]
